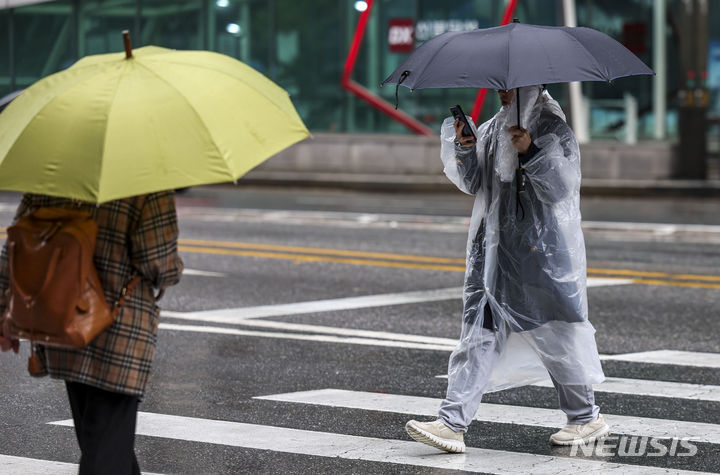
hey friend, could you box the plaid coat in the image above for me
[0,191,183,397]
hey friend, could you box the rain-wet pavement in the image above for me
[0,186,718,474]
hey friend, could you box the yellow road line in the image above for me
[625,278,720,291]
[0,230,717,289]
[177,245,466,273]
[670,273,720,283]
[585,273,720,290]
[587,267,720,282]
[181,240,719,283]
[586,267,669,278]
[179,238,466,265]
[181,244,719,290]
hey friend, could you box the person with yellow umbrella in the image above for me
[0,32,309,474]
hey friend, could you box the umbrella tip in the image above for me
[122,30,133,59]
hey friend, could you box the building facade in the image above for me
[1,0,719,148]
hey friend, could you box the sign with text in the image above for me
[388,18,414,53]
[415,19,479,42]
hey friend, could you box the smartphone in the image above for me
[450,104,476,141]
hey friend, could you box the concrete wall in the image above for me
[250,133,676,181]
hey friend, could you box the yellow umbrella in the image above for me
[0,33,309,203]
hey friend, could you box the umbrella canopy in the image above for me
[0,44,309,203]
[382,22,654,91]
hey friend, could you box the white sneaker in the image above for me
[549,414,611,446]
[405,419,466,453]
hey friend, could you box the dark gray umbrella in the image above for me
[382,21,654,126]
[0,90,24,113]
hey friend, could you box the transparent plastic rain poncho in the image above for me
[441,86,605,393]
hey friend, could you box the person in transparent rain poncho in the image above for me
[405,86,610,453]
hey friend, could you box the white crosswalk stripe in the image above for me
[255,388,720,445]
[600,350,720,369]
[8,350,720,473]
[47,413,711,474]
[161,279,629,323]
[533,376,720,402]
[433,375,720,403]
[0,455,162,475]
[0,455,77,475]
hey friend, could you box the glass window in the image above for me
[0,0,706,140]
[79,0,137,56]
[11,1,75,88]
[272,0,344,132]
[0,10,10,96]
[140,0,204,51]
[214,0,271,74]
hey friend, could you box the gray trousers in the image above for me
[438,328,600,432]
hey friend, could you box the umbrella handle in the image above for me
[394,71,409,110]
[516,87,521,129]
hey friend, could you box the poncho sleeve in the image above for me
[440,116,493,195]
[521,118,581,204]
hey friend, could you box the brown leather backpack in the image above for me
[2,207,138,374]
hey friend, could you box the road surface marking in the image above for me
[587,267,720,282]
[0,455,76,475]
[600,350,720,369]
[180,238,466,264]
[0,455,162,475]
[159,323,454,351]
[1,228,717,287]
[175,242,718,289]
[613,278,720,290]
[161,319,458,346]
[48,413,705,474]
[585,277,635,287]
[161,279,628,323]
[534,377,720,402]
[437,375,720,403]
[178,245,466,272]
[182,268,226,277]
[256,389,720,445]
[159,321,720,374]
[162,287,464,321]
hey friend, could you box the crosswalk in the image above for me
[2,348,716,474]
[44,410,712,474]
[257,388,720,445]
[5,287,719,473]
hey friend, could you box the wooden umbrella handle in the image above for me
[123,30,133,59]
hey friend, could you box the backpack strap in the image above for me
[111,276,142,318]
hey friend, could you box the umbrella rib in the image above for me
[96,66,133,199]
[562,30,609,81]
[133,60,235,179]
[407,34,458,89]
[143,56,295,117]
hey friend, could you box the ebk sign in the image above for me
[388,19,414,53]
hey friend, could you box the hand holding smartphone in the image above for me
[450,104,476,142]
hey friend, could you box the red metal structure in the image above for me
[470,0,519,123]
[341,0,434,135]
[341,0,518,134]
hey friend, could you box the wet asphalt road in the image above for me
[0,186,719,474]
